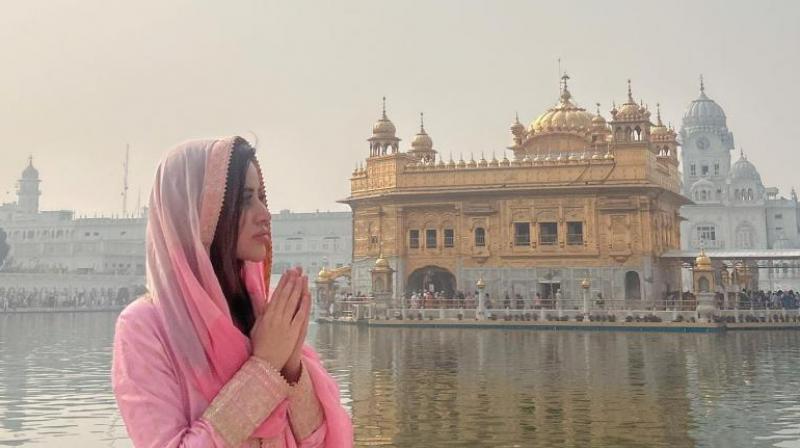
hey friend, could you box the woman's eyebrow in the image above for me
[243,187,255,193]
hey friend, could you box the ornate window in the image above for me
[735,223,754,249]
[539,222,558,246]
[409,230,419,249]
[474,227,486,247]
[425,229,437,248]
[566,222,583,245]
[444,229,454,248]
[513,222,530,246]
[697,225,716,245]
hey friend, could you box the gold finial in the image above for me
[596,102,601,115]
[419,112,425,132]
[515,111,520,124]
[627,79,633,102]
[740,147,745,159]
[699,74,705,94]
[560,72,572,102]
[381,96,387,119]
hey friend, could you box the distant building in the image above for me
[679,79,800,252]
[271,209,352,279]
[0,158,146,304]
[678,79,800,290]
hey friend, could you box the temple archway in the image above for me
[625,271,642,302]
[406,266,456,296]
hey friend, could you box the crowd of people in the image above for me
[0,286,144,311]
[731,289,800,310]
[404,289,601,311]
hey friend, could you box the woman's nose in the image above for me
[255,202,270,225]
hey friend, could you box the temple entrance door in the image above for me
[625,271,642,302]
[537,281,560,308]
[406,266,456,296]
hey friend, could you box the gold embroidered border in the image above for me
[202,357,291,447]
[287,361,325,440]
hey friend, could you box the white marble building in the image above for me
[0,158,147,275]
[0,158,146,302]
[270,209,352,280]
[679,79,800,290]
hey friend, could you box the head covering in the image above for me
[145,136,351,444]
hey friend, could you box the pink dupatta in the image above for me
[141,136,351,445]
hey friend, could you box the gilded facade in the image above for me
[341,77,689,305]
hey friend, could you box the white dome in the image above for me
[683,83,727,129]
[730,155,762,183]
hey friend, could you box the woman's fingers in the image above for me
[292,277,310,319]
[273,269,300,317]
[267,270,291,310]
[284,275,305,319]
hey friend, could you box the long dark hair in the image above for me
[210,137,258,335]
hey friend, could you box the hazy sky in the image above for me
[1,0,798,216]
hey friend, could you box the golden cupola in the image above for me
[409,112,437,162]
[612,79,650,122]
[509,112,527,148]
[651,104,676,142]
[651,103,669,137]
[694,248,713,271]
[531,74,595,136]
[368,97,401,157]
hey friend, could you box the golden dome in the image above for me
[410,113,433,150]
[695,248,712,269]
[531,74,594,135]
[372,97,397,137]
[651,103,669,136]
[613,80,650,121]
[411,131,432,149]
[375,254,390,269]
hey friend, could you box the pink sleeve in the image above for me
[112,307,229,447]
[112,307,290,448]
[288,361,327,447]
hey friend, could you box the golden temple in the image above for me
[340,75,689,305]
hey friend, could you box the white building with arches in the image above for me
[0,158,146,305]
[679,79,800,290]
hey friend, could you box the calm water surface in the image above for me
[2,312,800,447]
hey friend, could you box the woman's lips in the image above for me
[253,233,270,243]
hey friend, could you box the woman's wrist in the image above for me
[282,359,302,384]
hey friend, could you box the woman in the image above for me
[112,137,352,447]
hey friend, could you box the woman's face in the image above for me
[236,161,271,262]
